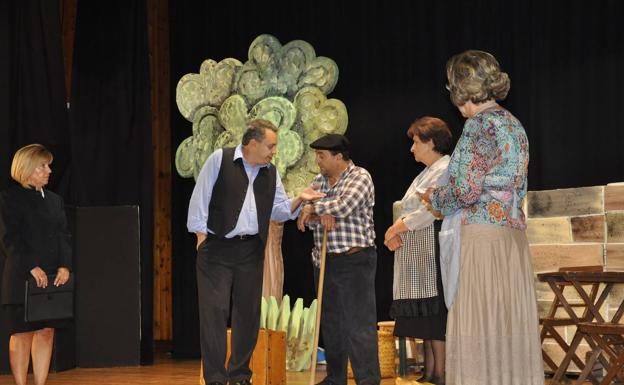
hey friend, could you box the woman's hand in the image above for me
[418,188,443,219]
[54,267,70,286]
[419,187,435,204]
[384,219,408,242]
[384,235,402,251]
[30,266,48,288]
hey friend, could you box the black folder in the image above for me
[24,273,74,323]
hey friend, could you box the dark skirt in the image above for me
[393,310,447,340]
[392,269,448,340]
[390,221,447,341]
[2,304,68,334]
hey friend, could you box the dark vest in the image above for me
[207,147,276,245]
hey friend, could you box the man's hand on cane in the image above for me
[319,214,336,231]
[297,204,317,231]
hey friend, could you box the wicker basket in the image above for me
[347,329,396,378]
[377,320,395,334]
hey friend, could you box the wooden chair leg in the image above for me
[600,356,624,385]
[574,347,601,385]
[542,325,570,373]
[398,336,408,377]
[542,347,559,373]
[553,331,584,382]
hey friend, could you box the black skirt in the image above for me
[2,304,68,334]
[391,257,448,340]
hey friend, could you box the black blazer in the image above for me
[0,182,72,304]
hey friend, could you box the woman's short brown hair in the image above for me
[446,50,510,107]
[407,116,453,155]
[11,144,53,187]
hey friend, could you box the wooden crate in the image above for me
[200,328,286,385]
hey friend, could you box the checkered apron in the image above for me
[393,222,437,300]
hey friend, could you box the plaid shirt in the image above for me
[309,162,376,267]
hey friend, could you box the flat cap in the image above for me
[309,134,350,152]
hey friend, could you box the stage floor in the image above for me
[0,359,581,385]
[0,359,331,385]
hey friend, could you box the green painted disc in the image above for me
[175,136,197,178]
[219,95,249,135]
[249,97,296,132]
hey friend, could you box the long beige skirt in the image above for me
[446,224,544,385]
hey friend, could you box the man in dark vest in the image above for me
[187,119,324,385]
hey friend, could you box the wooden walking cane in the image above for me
[309,227,329,385]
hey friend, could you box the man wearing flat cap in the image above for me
[298,134,380,385]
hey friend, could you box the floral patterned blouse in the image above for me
[431,106,529,230]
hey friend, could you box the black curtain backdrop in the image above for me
[0,0,70,192]
[170,0,624,357]
[69,0,153,363]
[0,0,70,371]
[0,0,154,364]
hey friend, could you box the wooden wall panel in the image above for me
[570,215,605,243]
[605,185,624,211]
[526,217,572,244]
[607,212,624,243]
[147,0,172,341]
[527,186,604,218]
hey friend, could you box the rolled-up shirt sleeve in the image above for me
[270,172,299,222]
[313,172,372,218]
[187,149,222,234]
[402,202,437,232]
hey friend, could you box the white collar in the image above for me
[233,144,271,169]
[428,155,450,171]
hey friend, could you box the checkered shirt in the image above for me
[309,162,376,267]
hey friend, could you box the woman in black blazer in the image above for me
[0,144,72,385]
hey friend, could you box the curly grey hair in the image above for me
[446,50,510,107]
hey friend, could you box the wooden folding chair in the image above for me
[540,265,604,377]
[574,323,624,385]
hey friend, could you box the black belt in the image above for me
[206,233,258,241]
[327,246,368,258]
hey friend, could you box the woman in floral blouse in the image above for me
[422,50,543,385]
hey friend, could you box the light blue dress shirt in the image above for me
[187,145,299,237]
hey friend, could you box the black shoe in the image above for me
[417,375,433,383]
[315,379,338,385]
[430,376,445,385]
[230,379,251,385]
[207,382,226,385]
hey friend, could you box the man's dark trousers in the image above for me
[197,234,264,384]
[314,247,381,385]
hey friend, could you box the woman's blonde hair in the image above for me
[446,50,510,107]
[11,144,53,187]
